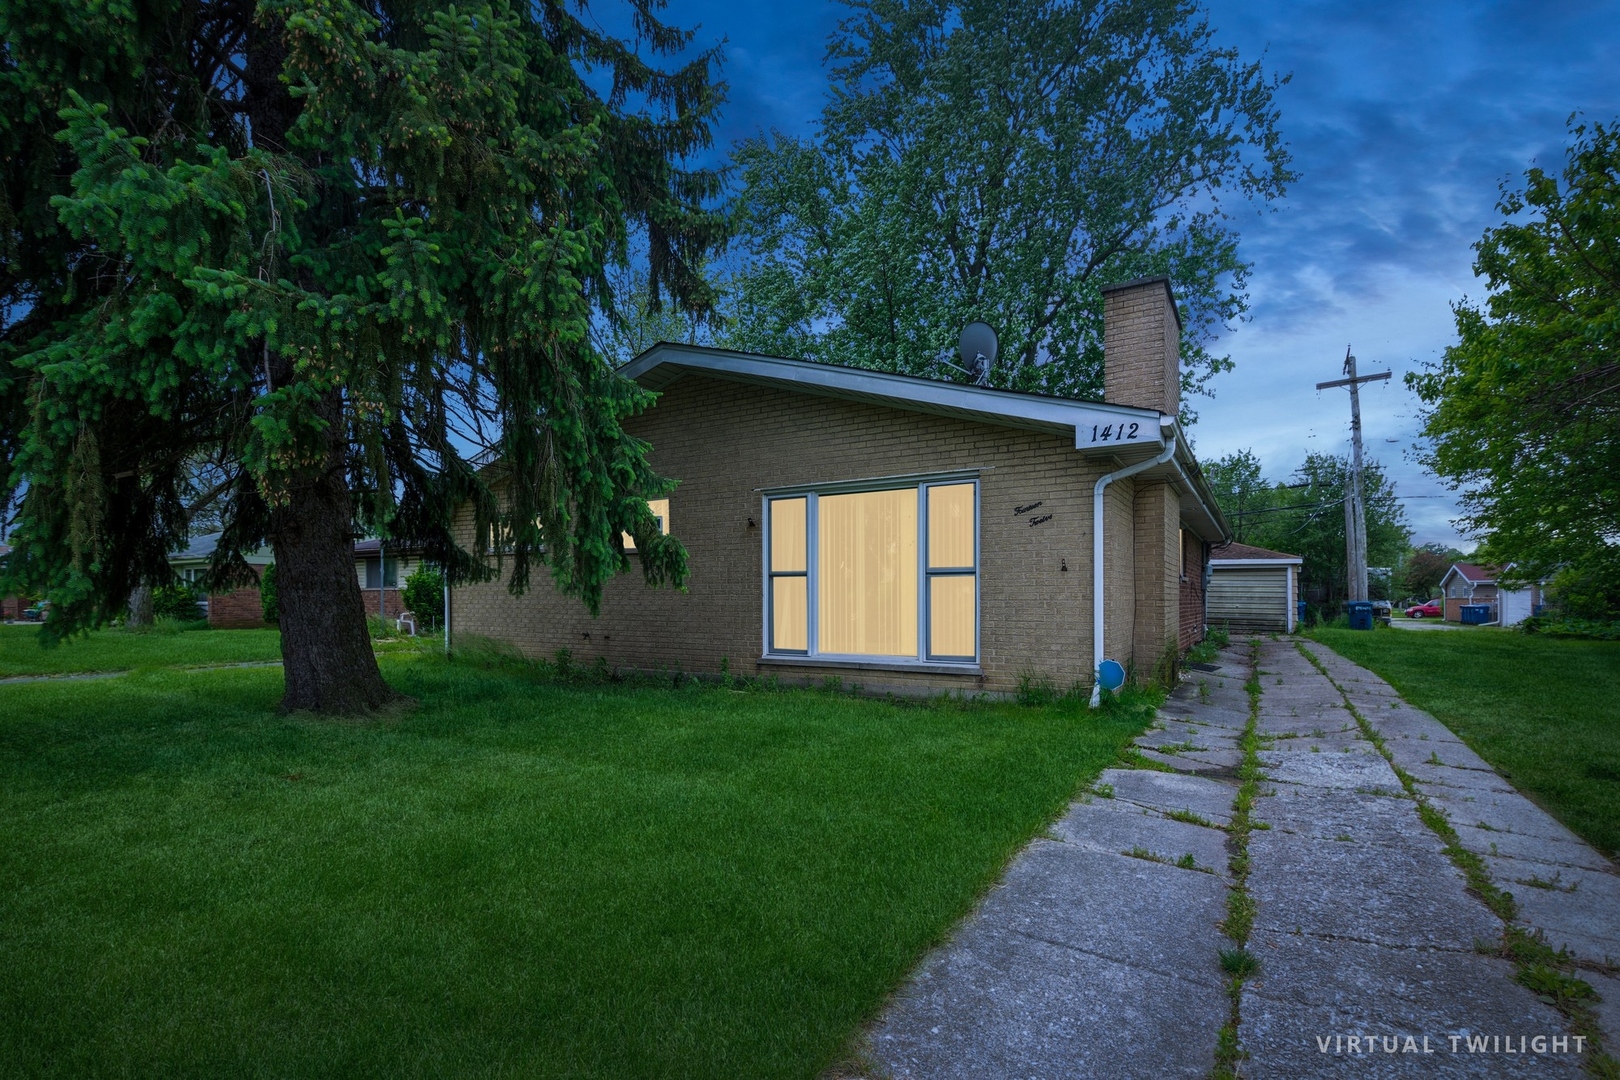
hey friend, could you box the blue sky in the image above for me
[652,0,1620,550]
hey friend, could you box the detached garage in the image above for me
[1208,542,1303,633]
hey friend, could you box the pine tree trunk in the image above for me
[270,390,401,715]
[127,584,153,628]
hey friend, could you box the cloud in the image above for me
[648,0,1620,548]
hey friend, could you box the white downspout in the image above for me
[1091,432,1179,707]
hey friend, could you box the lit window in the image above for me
[622,498,670,552]
[766,479,977,663]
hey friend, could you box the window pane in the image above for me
[772,576,808,652]
[928,483,975,569]
[818,488,918,656]
[623,497,671,552]
[770,497,807,572]
[930,575,977,658]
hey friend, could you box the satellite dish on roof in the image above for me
[957,322,998,387]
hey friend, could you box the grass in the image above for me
[1305,627,1620,857]
[0,648,1150,1079]
[0,623,283,677]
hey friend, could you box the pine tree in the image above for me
[0,0,725,711]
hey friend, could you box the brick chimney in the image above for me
[1102,277,1181,416]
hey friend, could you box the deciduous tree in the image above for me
[1410,119,1620,617]
[726,0,1294,411]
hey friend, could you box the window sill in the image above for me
[758,655,983,676]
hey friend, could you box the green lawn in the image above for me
[0,650,1148,1078]
[0,623,284,677]
[1309,627,1620,856]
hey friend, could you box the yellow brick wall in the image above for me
[1103,279,1181,417]
[449,373,1178,696]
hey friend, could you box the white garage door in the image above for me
[1209,567,1290,632]
[1499,588,1534,626]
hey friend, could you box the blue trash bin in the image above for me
[1347,601,1374,631]
[1459,604,1492,625]
[1297,600,1308,628]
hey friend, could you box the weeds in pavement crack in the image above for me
[1213,637,1265,1080]
[1295,640,1617,1078]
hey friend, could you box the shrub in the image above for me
[401,565,445,629]
[260,564,278,625]
[1519,616,1620,641]
[153,583,203,620]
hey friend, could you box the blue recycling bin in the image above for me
[1459,604,1492,625]
[1297,600,1308,628]
[1347,601,1374,631]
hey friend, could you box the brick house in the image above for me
[448,277,1231,698]
[352,538,426,621]
[0,543,29,620]
[1438,562,1544,626]
[169,534,424,629]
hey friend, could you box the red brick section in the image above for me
[208,575,271,629]
[1179,534,1207,651]
[359,588,408,620]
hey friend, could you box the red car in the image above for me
[1406,600,1442,619]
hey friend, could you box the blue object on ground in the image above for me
[1347,601,1374,631]
[1097,659,1126,692]
[1459,604,1492,625]
[1297,600,1308,627]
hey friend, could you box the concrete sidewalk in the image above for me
[860,637,1616,1077]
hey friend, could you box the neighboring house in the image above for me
[169,534,427,628]
[448,277,1231,697]
[353,539,425,620]
[168,533,275,628]
[1207,542,1304,633]
[0,543,28,620]
[1438,562,1543,626]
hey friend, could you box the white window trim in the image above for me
[760,471,981,669]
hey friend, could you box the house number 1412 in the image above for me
[1089,422,1140,442]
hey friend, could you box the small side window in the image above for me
[623,498,670,553]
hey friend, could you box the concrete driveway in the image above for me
[858,637,1618,1078]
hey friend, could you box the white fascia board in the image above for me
[1211,558,1302,568]
[622,343,1232,543]
[622,343,1164,448]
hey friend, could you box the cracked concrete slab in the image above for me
[1421,787,1589,846]
[1261,734,1367,754]
[1589,971,1620,1051]
[1090,767,1235,826]
[869,841,1230,1079]
[1265,747,1400,791]
[1051,801,1231,875]
[1248,828,1500,950]
[1257,785,1424,843]
[1142,718,1240,748]
[1131,745,1245,775]
[1240,930,1583,1079]
[1499,871,1620,966]
[1455,824,1617,873]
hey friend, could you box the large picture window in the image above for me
[766,478,978,664]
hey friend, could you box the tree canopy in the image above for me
[1205,450,1410,606]
[1410,119,1620,618]
[723,0,1294,411]
[0,0,726,710]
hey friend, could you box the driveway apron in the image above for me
[864,637,1613,1078]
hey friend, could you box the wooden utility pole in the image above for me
[1317,348,1390,603]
